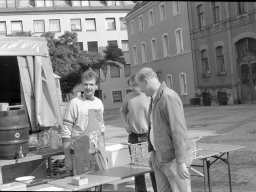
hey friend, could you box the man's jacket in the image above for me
[148,82,191,164]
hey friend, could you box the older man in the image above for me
[120,74,157,192]
[135,67,192,192]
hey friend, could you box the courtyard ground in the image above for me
[103,104,256,192]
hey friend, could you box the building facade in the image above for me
[0,0,135,109]
[124,1,195,105]
[188,2,256,105]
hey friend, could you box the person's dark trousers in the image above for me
[128,132,157,192]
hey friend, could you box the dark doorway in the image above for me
[236,38,256,104]
[0,56,21,105]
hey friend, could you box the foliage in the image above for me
[41,31,104,93]
[103,43,126,65]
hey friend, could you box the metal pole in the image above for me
[227,152,232,192]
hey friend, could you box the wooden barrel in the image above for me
[0,109,29,159]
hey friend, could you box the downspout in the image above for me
[187,2,199,94]
[225,2,238,104]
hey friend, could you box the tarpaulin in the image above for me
[0,37,61,131]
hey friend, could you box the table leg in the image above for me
[0,167,2,184]
[206,159,212,192]
[203,160,207,192]
[227,152,232,192]
[48,157,53,178]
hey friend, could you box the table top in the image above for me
[27,183,70,191]
[48,174,120,191]
[194,143,246,160]
[87,164,152,179]
[0,147,63,167]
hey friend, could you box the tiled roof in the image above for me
[125,1,152,18]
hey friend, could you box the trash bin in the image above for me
[218,92,228,105]
[202,93,211,106]
[190,98,201,106]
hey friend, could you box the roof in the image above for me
[125,1,151,19]
[0,37,49,56]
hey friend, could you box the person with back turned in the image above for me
[120,74,157,192]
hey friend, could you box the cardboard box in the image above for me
[0,182,26,191]
[71,175,88,186]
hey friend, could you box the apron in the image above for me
[72,109,108,175]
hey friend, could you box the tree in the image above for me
[103,43,126,66]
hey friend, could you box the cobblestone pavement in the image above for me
[103,104,256,192]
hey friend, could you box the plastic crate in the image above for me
[128,137,201,167]
[129,142,150,167]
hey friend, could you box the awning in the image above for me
[0,37,49,56]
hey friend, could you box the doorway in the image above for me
[0,56,21,105]
[240,61,256,104]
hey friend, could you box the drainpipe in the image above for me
[187,2,199,94]
[225,2,238,104]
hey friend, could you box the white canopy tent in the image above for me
[0,37,62,131]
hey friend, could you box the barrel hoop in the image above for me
[0,124,29,131]
[0,139,28,145]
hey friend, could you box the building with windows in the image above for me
[0,0,135,109]
[124,1,195,105]
[188,2,256,104]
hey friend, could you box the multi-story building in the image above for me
[188,2,256,105]
[124,1,195,105]
[0,0,135,109]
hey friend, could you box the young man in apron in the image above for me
[61,69,107,190]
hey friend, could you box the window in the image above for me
[108,40,118,47]
[132,46,138,65]
[216,46,225,73]
[159,3,166,21]
[179,73,188,95]
[79,42,83,51]
[148,9,154,27]
[33,20,45,33]
[138,15,143,31]
[122,40,129,51]
[197,4,204,29]
[81,1,89,6]
[0,21,6,35]
[18,0,35,8]
[141,43,147,63]
[124,64,131,77]
[11,21,23,33]
[70,19,81,31]
[87,41,98,52]
[201,49,210,74]
[120,17,127,30]
[212,2,220,24]
[110,65,120,78]
[36,0,53,7]
[237,2,246,15]
[72,0,82,6]
[0,0,15,8]
[151,38,157,60]
[49,19,61,32]
[130,20,134,34]
[54,0,71,7]
[105,18,116,30]
[112,90,122,103]
[85,18,96,31]
[173,1,180,15]
[108,1,118,6]
[162,34,170,57]
[126,89,132,94]
[166,74,173,89]
[175,28,184,54]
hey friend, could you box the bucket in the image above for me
[0,109,29,159]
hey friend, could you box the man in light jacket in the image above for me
[135,67,192,192]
